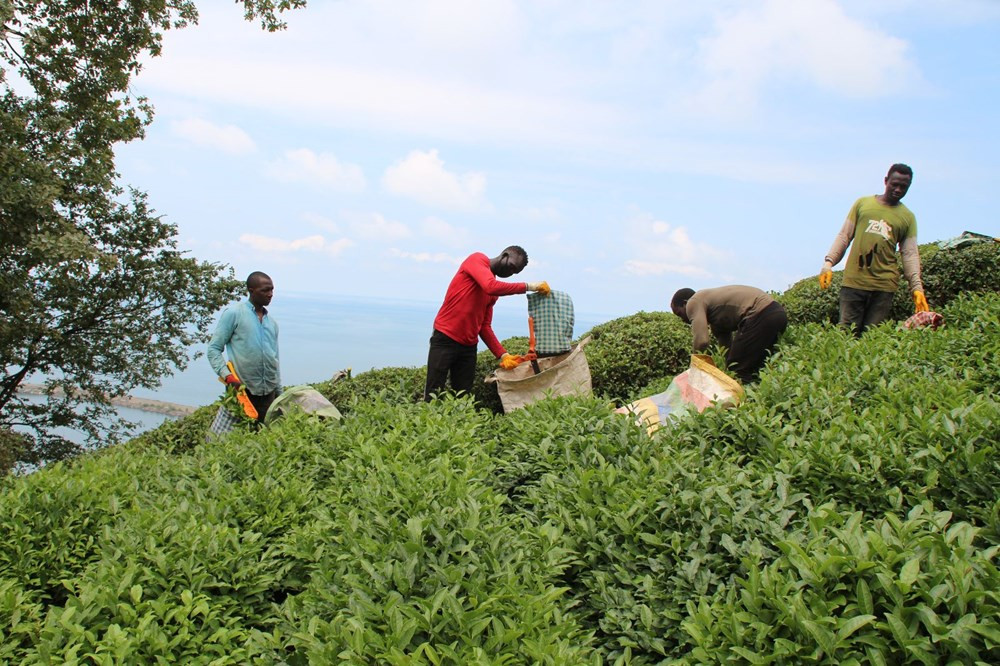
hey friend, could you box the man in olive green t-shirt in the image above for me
[818,163,929,336]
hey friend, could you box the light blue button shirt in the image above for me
[207,300,280,396]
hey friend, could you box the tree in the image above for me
[0,1,306,469]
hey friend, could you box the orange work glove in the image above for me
[499,353,523,370]
[526,281,551,296]
[913,290,929,313]
[818,262,833,289]
[223,373,242,386]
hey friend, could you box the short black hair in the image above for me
[503,245,528,266]
[887,163,913,179]
[671,288,695,310]
[246,271,271,289]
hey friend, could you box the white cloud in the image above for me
[136,3,621,151]
[687,0,919,114]
[264,149,366,191]
[388,248,462,264]
[383,149,487,210]
[170,117,256,154]
[301,211,340,233]
[239,233,353,257]
[623,260,711,278]
[622,210,730,278]
[419,216,471,247]
[841,0,1000,25]
[350,213,412,241]
[513,204,563,222]
[367,0,525,57]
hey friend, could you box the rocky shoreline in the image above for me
[17,383,197,418]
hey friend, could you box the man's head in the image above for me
[883,163,913,205]
[671,288,695,323]
[492,245,528,278]
[247,271,274,309]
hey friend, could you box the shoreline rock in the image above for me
[17,384,197,418]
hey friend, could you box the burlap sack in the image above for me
[486,336,593,413]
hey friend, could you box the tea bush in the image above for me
[0,400,605,662]
[734,292,1000,533]
[921,239,1000,306]
[1,276,998,663]
[583,311,691,404]
[273,398,595,663]
[0,421,343,661]
[313,365,425,415]
[487,395,646,505]
[684,503,1000,664]
[777,273,842,325]
[491,292,1000,662]
[494,398,810,661]
[781,240,999,325]
[129,404,217,454]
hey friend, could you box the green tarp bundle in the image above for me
[264,385,342,425]
[937,231,997,250]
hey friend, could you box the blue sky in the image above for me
[116,0,1000,320]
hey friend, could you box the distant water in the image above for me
[17,394,172,445]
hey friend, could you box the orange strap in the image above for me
[220,361,259,420]
[236,391,258,420]
[525,316,540,373]
[525,316,538,361]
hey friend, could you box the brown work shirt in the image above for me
[685,285,775,350]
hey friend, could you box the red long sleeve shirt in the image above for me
[433,253,526,357]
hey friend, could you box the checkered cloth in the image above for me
[527,290,575,355]
[903,311,944,330]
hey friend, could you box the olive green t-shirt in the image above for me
[842,196,917,292]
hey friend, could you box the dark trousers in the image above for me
[246,388,278,425]
[726,301,788,383]
[838,286,895,337]
[424,329,478,401]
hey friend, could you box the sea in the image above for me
[25,292,611,442]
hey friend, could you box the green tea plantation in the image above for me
[1,244,998,663]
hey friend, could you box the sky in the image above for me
[115,0,1000,321]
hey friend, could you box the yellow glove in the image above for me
[526,281,551,296]
[818,262,833,290]
[499,353,522,370]
[913,290,929,313]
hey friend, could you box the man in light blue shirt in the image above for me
[208,271,281,422]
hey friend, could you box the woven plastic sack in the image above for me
[264,384,342,425]
[617,354,744,435]
[486,336,592,413]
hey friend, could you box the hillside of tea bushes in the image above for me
[1,242,998,663]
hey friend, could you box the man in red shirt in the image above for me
[424,246,549,401]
